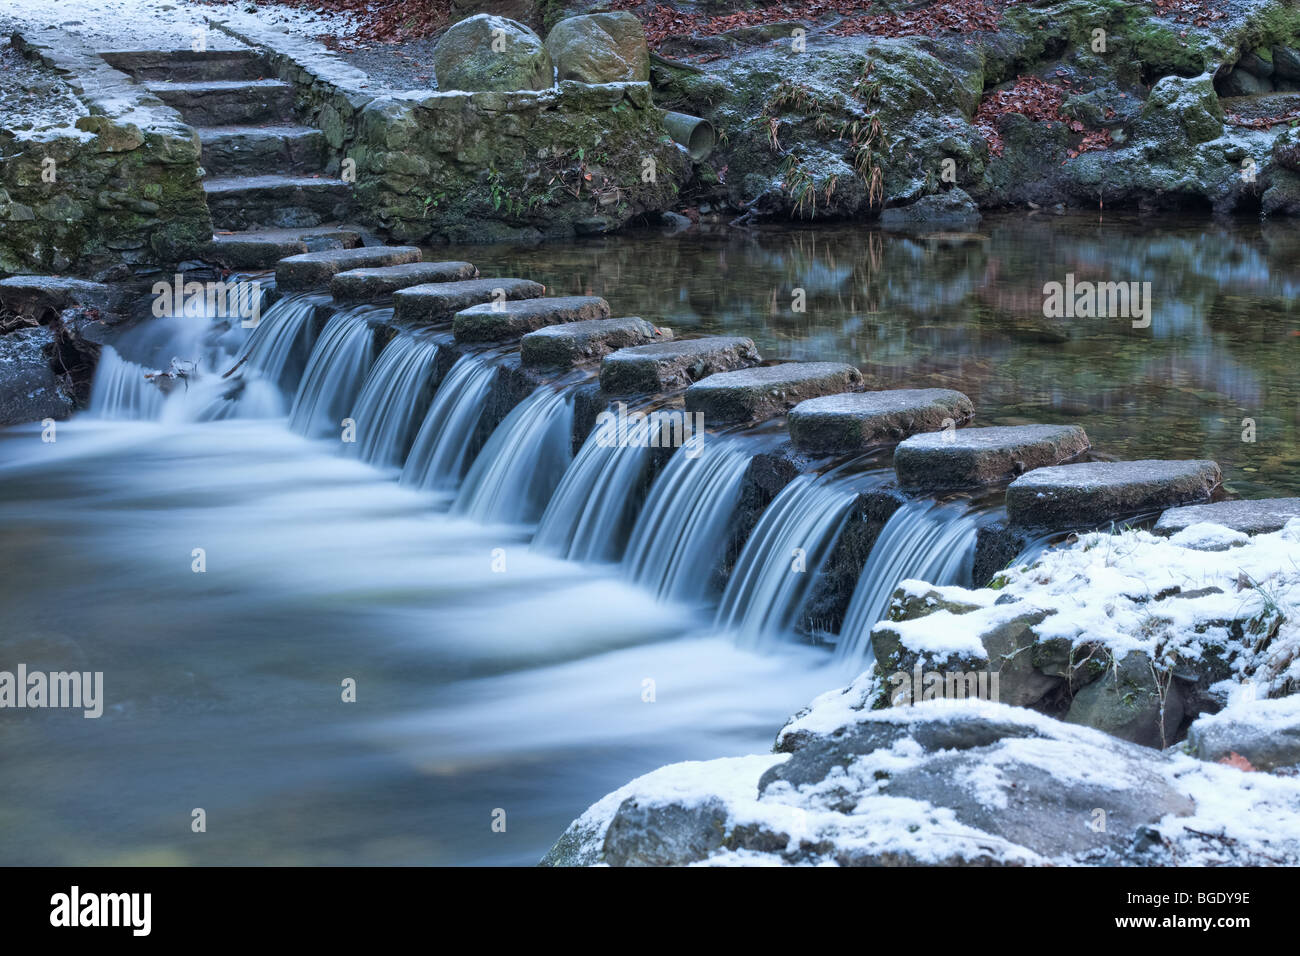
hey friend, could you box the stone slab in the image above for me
[453,295,610,342]
[599,336,760,395]
[392,277,545,325]
[275,245,421,291]
[788,388,974,454]
[330,261,478,302]
[1153,498,1300,537]
[1006,459,1223,529]
[895,424,1090,491]
[521,316,672,367]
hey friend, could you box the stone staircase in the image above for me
[105,48,355,262]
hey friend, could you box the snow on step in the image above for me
[330,262,479,302]
[521,317,672,368]
[894,424,1090,491]
[452,296,610,343]
[788,388,974,454]
[684,361,863,425]
[392,278,546,325]
[1154,497,1300,538]
[599,336,760,395]
[276,246,421,292]
[1006,459,1223,530]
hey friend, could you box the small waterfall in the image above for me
[622,436,751,604]
[345,334,443,468]
[399,355,498,496]
[288,307,380,438]
[715,473,859,644]
[531,415,663,563]
[452,386,574,525]
[88,348,167,420]
[234,293,323,394]
[835,499,982,672]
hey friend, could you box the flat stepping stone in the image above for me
[1006,459,1223,529]
[276,246,421,292]
[0,275,124,318]
[203,227,363,268]
[895,424,1089,490]
[684,361,863,425]
[600,336,761,395]
[331,261,478,302]
[521,317,672,367]
[1153,498,1300,537]
[453,296,611,343]
[393,278,546,325]
[788,388,974,454]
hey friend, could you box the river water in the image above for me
[0,213,1295,865]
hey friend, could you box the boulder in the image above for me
[545,13,650,84]
[1006,459,1223,529]
[520,316,671,367]
[600,336,760,394]
[787,388,973,454]
[880,187,982,229]
[1154,498,1300,538]
[1275,46,1300,83]
[452,295,609,342]
[433,15,553,93]
[1186,696,1300,771]
[894,424,1089,491]
[0,276,125,320]
[276,246,421,292]
[0,325,74,425]
[330,261,478,301]
[684,362,864,425]
[1274,126,1300,172]
[392,277,545,324]
[1064,651,1185,749]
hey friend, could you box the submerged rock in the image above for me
[433,15,553,92]
[880,188,982,229]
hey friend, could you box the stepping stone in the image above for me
[202,227,363,269]
[788,388,974,454]
[600,336,760,395]
[521,317,672,368]
[453,296,610,343]
[331,261,479,302]
[1153,498,1300,537]
[1006,459,1223,529]
[205,176,354,231]
[0,276,125,318]
[146,78,295,125]
[276,246,421,292]
[393,278,546,325]
[198,125,328,177]
[684,362,863,425]
[895,424,1089,491]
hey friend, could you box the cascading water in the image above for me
[344,333,443,469]
[234,292,324,394]
[88,349,167,421]
[399,354,498,498]
[288,307,381,439]
[622,435,752,605]
[835,498,983,672]
[452,386,574,525]
[531,413,662,563]
[715,472,862,645]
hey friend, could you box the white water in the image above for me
[288,306,380,439]
[715,472,861,645]
[452,386,574,525]
[399,354,498,498]
[345,333,443,469]
[622,435,752,605]
[835,498,983,672]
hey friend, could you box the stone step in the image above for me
[330,261,479,302]
[1153,498,1300,538]
[788,388,975,455]
[1006,460,1223,530]
[453,296,610,343]
[393,278,546,325]
[895,424,1090,491]
[146,79,296,126]
[600,336,760,395]
[198,125,328,178]
[103,49,270,82]
[521,317,672,368]
[204,176,353,231]
[201,226,364,269]
[276,246,422,292]
[684,362,864,425]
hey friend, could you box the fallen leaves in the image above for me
[1150,0,1225,28]
[1219,752,1257,772]
[209,0,453,47]
[973,74,1113,159]
[1225,109,1300,130]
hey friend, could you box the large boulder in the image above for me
[433,15,554,93]
[544,13,650,84]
